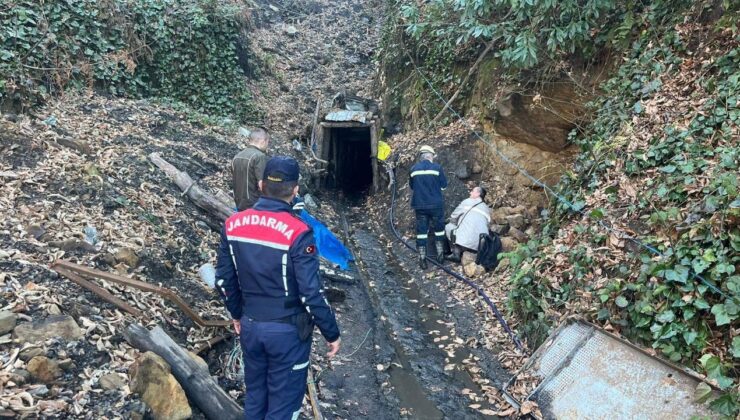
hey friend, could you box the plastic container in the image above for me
[198,263,216,288]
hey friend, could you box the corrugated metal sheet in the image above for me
[504,318,719,419]
[324,110,373,123]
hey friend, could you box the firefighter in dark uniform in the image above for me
[409,145,448,269]
[215,156,341,419]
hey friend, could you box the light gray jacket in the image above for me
[448,197,491,250]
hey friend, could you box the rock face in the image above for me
[129,352,192,420]
[470,62,596,153]
[27,356,62,383]
[14,315,83,344]
[0,311,17,335]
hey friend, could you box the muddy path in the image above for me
[307,195,513,419]
[240,0,519,417]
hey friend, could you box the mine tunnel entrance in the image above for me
[317,120,379,195]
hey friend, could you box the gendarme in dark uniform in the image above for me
[216,156,341,419]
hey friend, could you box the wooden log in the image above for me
[124,324,242,420]
[214,189,236,210]
[148,153,232,221]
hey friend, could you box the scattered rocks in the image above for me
[114,247,139,267]
[129,352,192,420]
[57,358,74,371]
[10,369,30,385]
[505,214,526,230]
[99,373,127,390]
[284,25,298,36]
[97,252,118,267]
[0,310,17,335]
[461,252,485,277]
[500,237,519,252]
[464,262,485,277]
[508,227,529,243]
[25,224,46,240]
[471,161,483,174]
[29,384,49,397]
[27,356,62,383]
[491,205,535,245]
[490,224,508,235]
[19,346,45,362]
[14,315,83,344]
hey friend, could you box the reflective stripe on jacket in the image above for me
[215,197,340,342]
[409,160,448,210]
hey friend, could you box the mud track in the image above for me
[306,198,512,419]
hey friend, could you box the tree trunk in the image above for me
[148,153,233,221]
[124,324,243,420]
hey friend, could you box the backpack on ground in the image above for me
[476,231,502,271]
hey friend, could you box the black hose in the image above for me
[387,161,525,352]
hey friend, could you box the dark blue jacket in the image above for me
[215,197,340,342]
[409,159,447,210]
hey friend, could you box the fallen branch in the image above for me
[53,260,230,328]
[148,153,232,221]
[124,324,242,420]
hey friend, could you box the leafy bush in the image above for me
[0,0,258,121]
[506,10,739,416]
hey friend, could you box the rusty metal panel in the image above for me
[504,318,718,419]
[325,110,373,123]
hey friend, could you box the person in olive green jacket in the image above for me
[232,127,270,211]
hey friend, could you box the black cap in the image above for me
[263,156,300,182]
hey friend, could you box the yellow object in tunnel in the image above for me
[377,141,391,161]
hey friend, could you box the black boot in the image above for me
[418,246,428,269]
[446,245,462,263]
[435,241,445,264]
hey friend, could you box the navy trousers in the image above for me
[415,207,445,247]
[240,318,312,419]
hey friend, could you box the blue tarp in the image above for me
[299,209,354,270]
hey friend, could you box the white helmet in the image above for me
[419,145,436,156]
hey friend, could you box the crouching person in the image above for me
[215,156,341,419]
[445,186,491,262]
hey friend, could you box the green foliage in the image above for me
[396,0,698,69]
[0,0,258,121]
[502,4,739,416]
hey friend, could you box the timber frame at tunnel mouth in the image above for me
[315,116,381,195]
